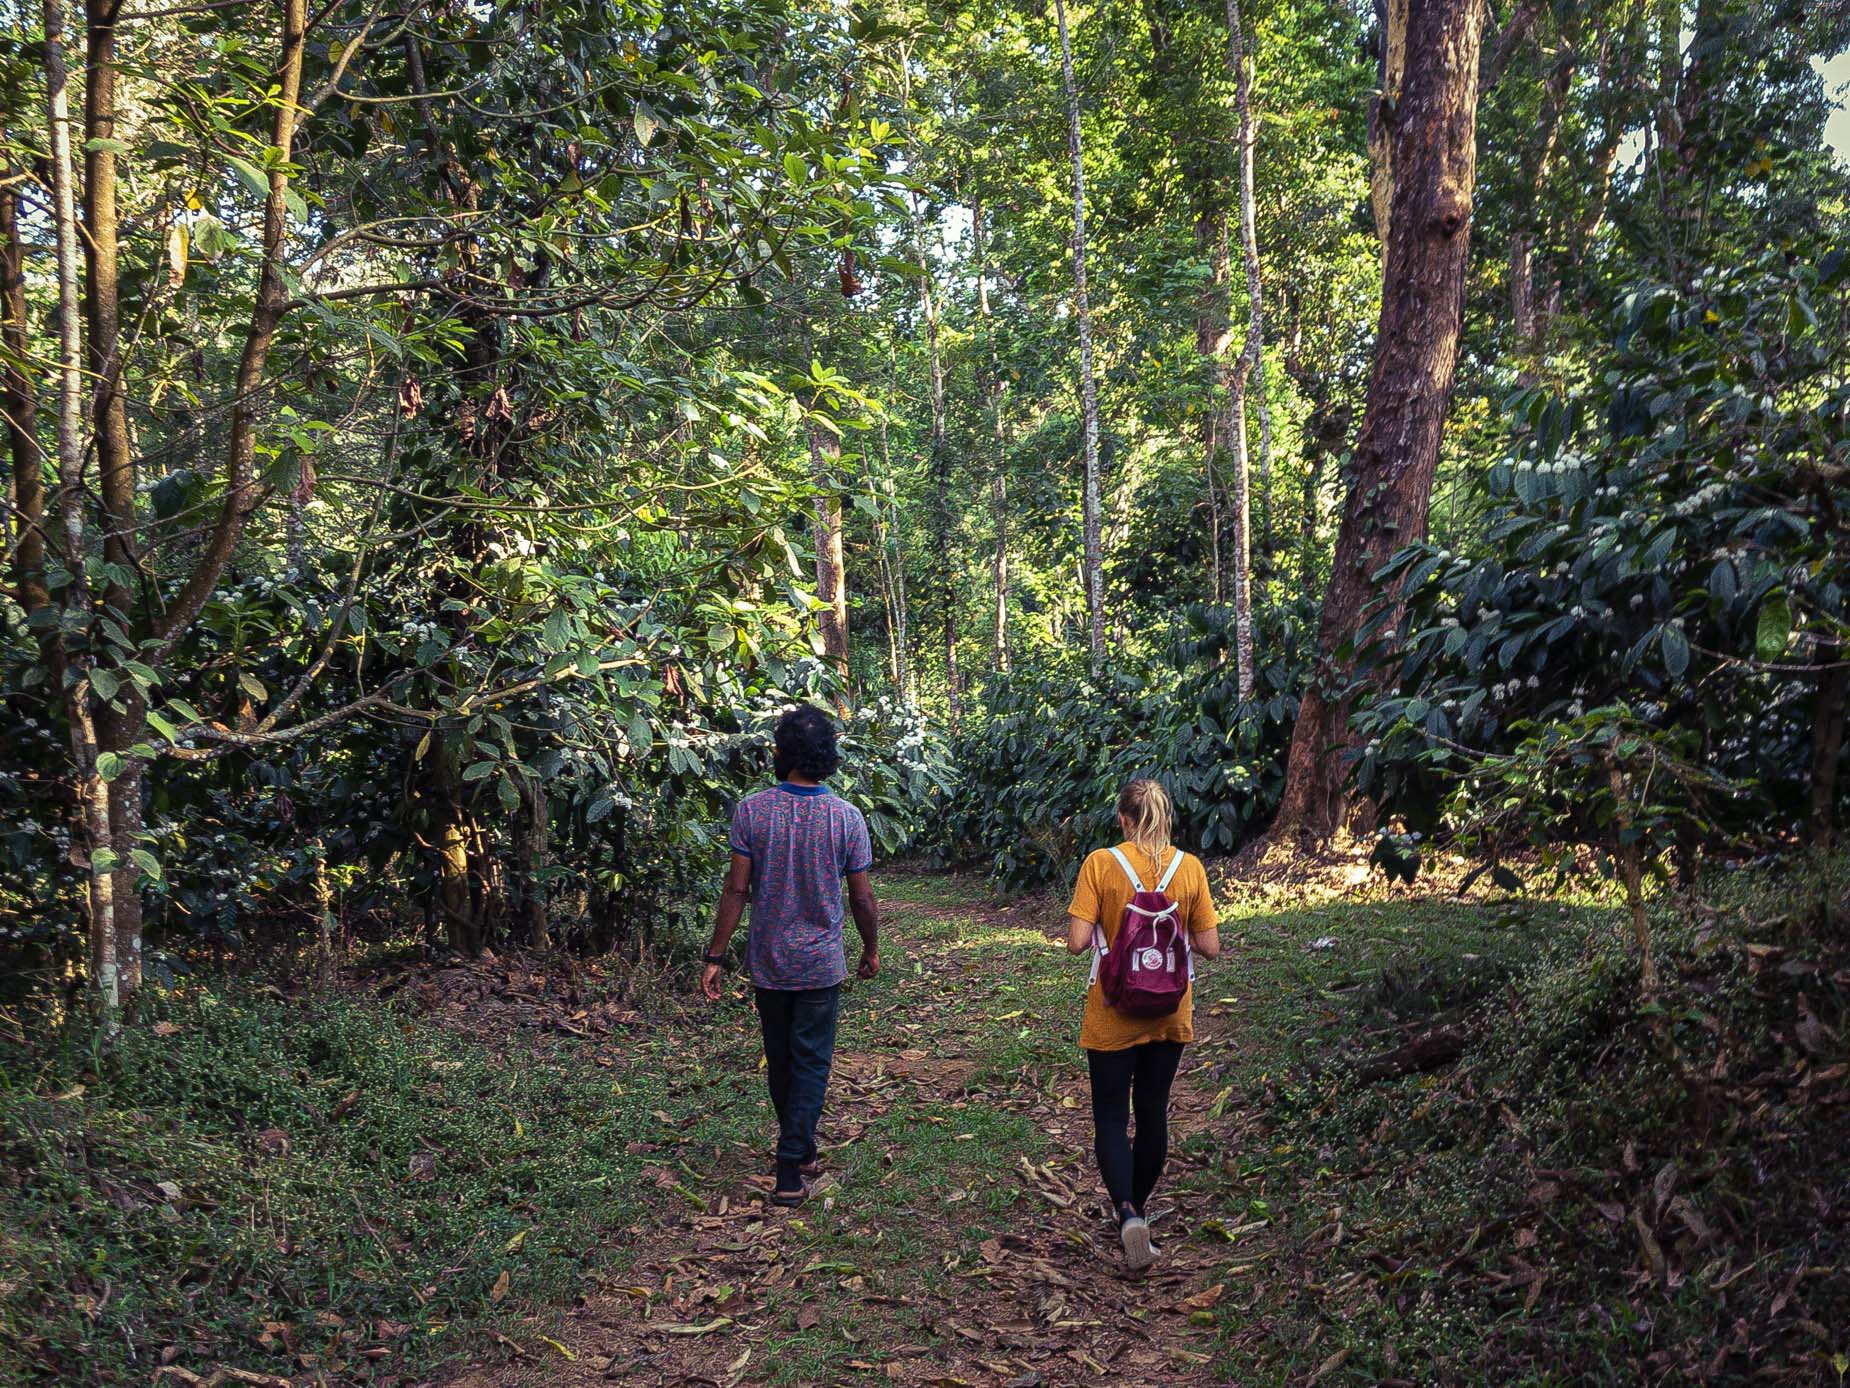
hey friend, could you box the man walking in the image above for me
[701,704,880,1206]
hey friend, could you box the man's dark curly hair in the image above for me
[772,704,842,782]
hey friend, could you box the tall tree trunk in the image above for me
[1271,0,1486,842]
[974,199,1010,675]
[1,155,46,619]
[1225,0,1268,698]
[1227,0,1274,558]
[877,410,913,702]
[45,0,118,1023]
[1811,641,1848,852]
[863,439,904,692]
[1195,200,1231,611]
[901,57,956,719]
[1053,0,1107,675]
[82,0,147,991]
[806,418,849,680]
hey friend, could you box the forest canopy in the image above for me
[0,0,1846,1005]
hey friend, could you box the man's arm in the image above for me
[701,852,753,1000]
[846,869,879,978]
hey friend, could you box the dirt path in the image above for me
[440,877,1254,1388]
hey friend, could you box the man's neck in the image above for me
[783,772,821,787]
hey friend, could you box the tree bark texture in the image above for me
[1272,0,1486,841]
[1054,0,1107,675]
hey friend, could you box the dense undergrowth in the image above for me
[1209,853,1850,1385]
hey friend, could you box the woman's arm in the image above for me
[1191,926,1221,959]
[1066,914,1095,954]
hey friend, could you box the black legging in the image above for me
[1086,1040,1185,1215]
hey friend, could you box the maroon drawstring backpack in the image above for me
[1089,847,1191,1018]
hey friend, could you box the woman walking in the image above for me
[1065,778,1220,1270]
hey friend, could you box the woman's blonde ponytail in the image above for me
[1116,778,1174,862]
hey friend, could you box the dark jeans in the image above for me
[756,984,841,1190]
[1087,1040,1185,1215]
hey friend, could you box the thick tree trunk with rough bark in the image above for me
[1054,0,1107,675]
[1271,0,1486,842]
[1368,0,1410,257]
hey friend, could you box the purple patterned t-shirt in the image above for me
[729,782,873,991]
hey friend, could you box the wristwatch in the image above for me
[702,952,728,967]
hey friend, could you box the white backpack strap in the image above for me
[1087,923,1105,985]
[1105,846,1146,895]
[1156,849,1185,894]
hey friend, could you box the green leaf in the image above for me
[239,672,270,701]
[1661,625,1690,678]
[1755,591,1790,662]
[633,101,659,147]
[627,709,653,756]
[97,751,124,782]
[90,667,121,701]
[131,849,163,883]
[92,847,119,874]
[227,154,270,201]
[462,759,498,781]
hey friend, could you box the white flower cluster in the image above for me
[1672,482,1728,516]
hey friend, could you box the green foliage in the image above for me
[945,604,1309,890]
[1359,252,1850,848]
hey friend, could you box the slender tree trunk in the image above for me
[1195,199,1231,610]
[80,0,147,991]
[1606,758,1658,992]
[1810,641,1848,851]
[1,158,46,619]
[313,839,335,987]
[806,419,850,679]
[1053,0,1106,674]
[84,0,134,618]
[904,111,956,719]
[515,773,550,950]
[877,411,913,702]
[974,198,1010,675]
[1225,0,1267,698]
[863,440,904,691]
[45,0,118,1023]
[150,0,307,656]
[1227,0,1274,556]
[1271,0,1486,842]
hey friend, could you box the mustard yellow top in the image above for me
[1066,843,1218,1051]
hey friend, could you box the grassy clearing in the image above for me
[0,987,705,1383]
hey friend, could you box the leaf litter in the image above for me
[438,878,1252,1386]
